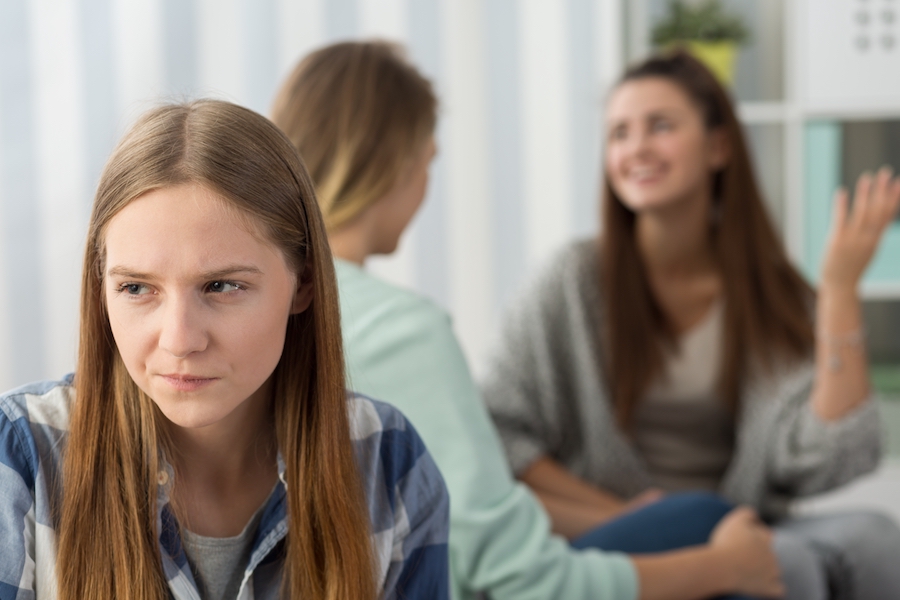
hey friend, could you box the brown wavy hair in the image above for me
[600,50,814,428]
[57,100,376,599]
[271,40,437,232]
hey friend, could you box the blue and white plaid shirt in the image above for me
[0,376,450,599]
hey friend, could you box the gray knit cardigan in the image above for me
[481,239,882,519]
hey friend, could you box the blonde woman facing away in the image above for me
[0,100,449,600]
[273,41,789,600]
[482,51,900,600]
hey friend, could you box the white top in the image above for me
[632,300,736,491]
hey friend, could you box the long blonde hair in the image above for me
[271,40,437,231]
[57,100,377,600]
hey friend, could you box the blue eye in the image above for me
[120,283,150,295]
[207,280,243,293]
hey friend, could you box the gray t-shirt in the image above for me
[181,503,266,600]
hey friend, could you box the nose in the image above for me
[157,295,208,358]
[626,128,652,155]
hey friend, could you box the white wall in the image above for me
[0,0,621,390]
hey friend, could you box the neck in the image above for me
[636,192,717,277]
[169,381,277,492]
[328,214,376,265]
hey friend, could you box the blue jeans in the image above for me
[571,491,754,600]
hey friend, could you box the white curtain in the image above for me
[0,0,620,390]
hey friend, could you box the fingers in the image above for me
[850,171,874,229]
[850,166,900,234]
[727,505,758,521]
[623,488,664,513]
[890,178,900,214]
[831,187,848,232]
[867,167,896,231]
[638,488,665,502]
[879,172,900,227]
[760,529,784,598]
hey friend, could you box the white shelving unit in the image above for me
[623,0,900,300]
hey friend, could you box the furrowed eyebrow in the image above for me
[106,265,264,279]
[106,266,152,279]
[199,266,264,279]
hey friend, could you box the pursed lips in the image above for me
[158,373,220,392]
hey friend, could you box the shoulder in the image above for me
[0,376,74,467]
[503,238,602,333]
[347,393,449,548]
[0,377,73,516]
[336,260,451,338]
[347,392,446,504]
[529,238,599,292]
[0,375,75,433]
[337,262,458,373]
[347,393,430,461]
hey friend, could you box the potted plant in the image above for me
[652,0,751,86]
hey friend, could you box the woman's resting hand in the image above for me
[708,506,785,598]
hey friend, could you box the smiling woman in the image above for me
[483,50,900,600]
[0,100,449,600]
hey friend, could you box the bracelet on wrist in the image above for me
[818,327,866,372]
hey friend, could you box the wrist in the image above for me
[818,280,859,302]
[694,545,736,595]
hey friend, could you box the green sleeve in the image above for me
[340,285,637,600]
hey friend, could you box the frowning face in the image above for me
[103,182,311,432]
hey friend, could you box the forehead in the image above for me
[606,77,698,122]
[103,183,286,274]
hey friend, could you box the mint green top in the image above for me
[335,259,638,600]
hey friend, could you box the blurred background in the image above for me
[2,0,900,512]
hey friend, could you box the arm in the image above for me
[812,167,900,421]
[765,169,899,497]
[387,453,451,600]
[523,457,666,539]
[536,491,622,539]
[376,407,451,600]
[0,405,39,596]
[633,508,783,600]
[522,457,783,599]
[521,456,627,511]
[345,299,639,599]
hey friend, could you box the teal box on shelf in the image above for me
[804,122,900,292]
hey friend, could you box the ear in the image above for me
[707,127,731,171]
[290,270,315,315]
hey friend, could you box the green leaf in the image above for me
[652,0,751,46]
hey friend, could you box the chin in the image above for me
[374,238,401,256]
[156,403,231,430]
[147,388,223,429]
[619,195,677,214]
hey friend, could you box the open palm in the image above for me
[821,167,900,290]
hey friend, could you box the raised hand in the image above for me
[821,167,900,290]
[811,167,900,421]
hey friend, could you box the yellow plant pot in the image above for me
[684,41,738,87]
